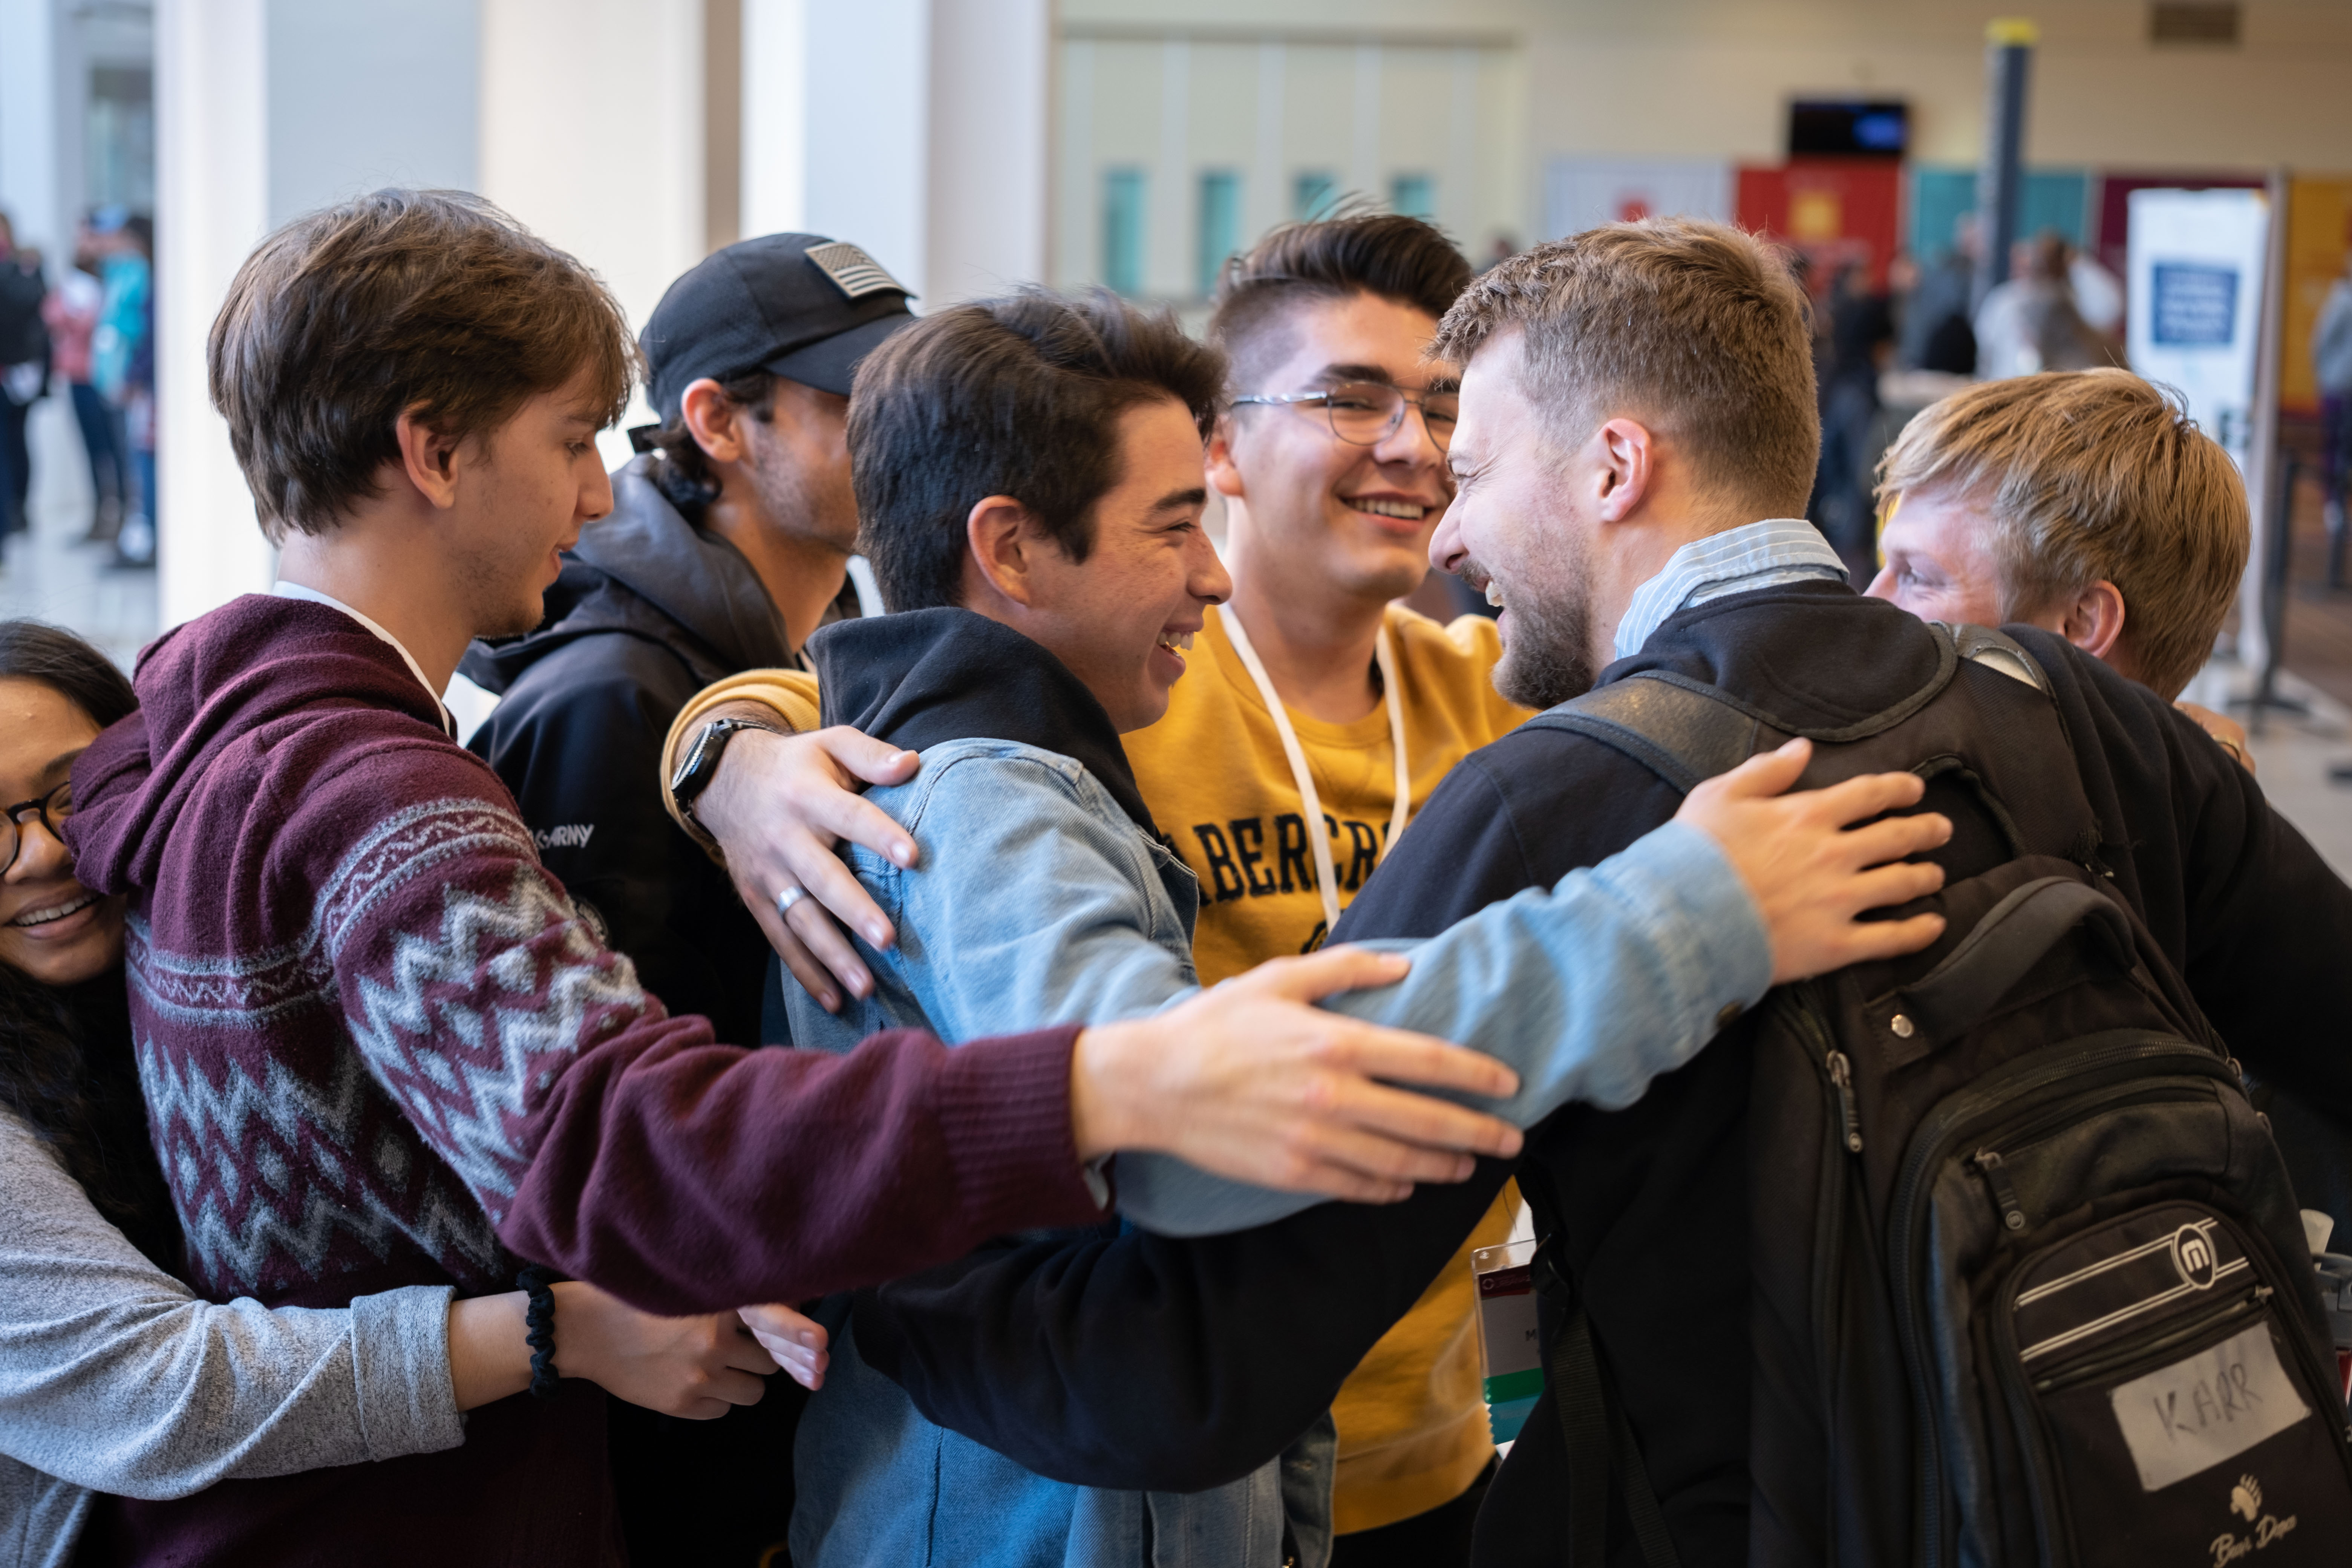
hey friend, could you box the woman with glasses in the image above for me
[0,619,798,1568]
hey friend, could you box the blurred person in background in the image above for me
[0,215,50,542]
[1809,259,1893,579]
[1897,214,1978,375]
[40,225,126,544]
[88,210,153,567]
[2316,249,2352,542]
[1974,231,2115,381]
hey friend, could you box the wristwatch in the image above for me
[669,716,782,834]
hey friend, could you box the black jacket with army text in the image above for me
[461,456,795,1048]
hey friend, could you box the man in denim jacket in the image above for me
[743,288,1952,1568]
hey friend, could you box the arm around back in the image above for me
[0,1114,463,1501]
[854,1154,1518,1493]
[1112,808,1775,1235]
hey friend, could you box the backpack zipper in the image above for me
[1827,1049,1863,1153]
[1972,1150,2027,1234]
[2028,1284,2271,1396]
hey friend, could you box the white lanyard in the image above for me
[1218,607,1411,934]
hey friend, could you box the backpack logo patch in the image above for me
[2211,1471,2299,1562]
[2174,1224,2220,1289]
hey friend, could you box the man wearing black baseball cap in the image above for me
[459,232,915,1568]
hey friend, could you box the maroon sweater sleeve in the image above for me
[498,1015,1109,1315]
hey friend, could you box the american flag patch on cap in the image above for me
[805,242,909,300]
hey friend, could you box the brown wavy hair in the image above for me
[209,188,634,543]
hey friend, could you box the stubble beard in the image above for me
[1478,533,1600,712]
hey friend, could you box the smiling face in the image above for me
[1212,292,1457,605]
[1865,485,2007,628]
[1431,329,1602,709]
[441,368,617,639]
[0,678,126,987]
[1012,396,1231,732]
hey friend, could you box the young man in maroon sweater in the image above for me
[64,190,1950,1563]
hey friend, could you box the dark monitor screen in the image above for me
[1789,100,1909,158]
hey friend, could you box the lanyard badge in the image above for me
[1219,607,1412,933]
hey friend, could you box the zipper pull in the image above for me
[1826,1049,1863,1153]
[1974,1149,2027,1233]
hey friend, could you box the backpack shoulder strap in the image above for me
[1522,673,1758,794]
[1521,624,2049,797]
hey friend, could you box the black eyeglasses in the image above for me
[1232,381,1459,452]
[3,782,75,874]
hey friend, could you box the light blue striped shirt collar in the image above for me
[1612,518,1848,662]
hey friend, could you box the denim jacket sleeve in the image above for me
[1113,819,1772,1236]
[874,745,1200,1043]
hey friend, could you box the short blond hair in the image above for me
[1431,217,1819,516]
[1874,370,2248,697]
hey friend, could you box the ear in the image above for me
[681,378,752,466]
[1205,414,1246,502]
[393,407,466,511]
[1591,418,1656,524]
[2056,579,2128,662]
[963,495,1045,608]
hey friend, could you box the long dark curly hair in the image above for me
[0,620,180,1269]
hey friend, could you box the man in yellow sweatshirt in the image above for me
[665,215,1529,1564]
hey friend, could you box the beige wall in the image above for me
[1062,0,2352,294]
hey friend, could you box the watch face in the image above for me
[671,727,715,794]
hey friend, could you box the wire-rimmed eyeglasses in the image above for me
[2,782,74,875]
[1232,381,1459,452]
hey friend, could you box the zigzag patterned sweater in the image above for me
[64,595,1106,1566]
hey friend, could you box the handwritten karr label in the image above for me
[2109,1323,2310,1493]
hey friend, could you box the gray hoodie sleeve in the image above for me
[0,1112,466,1510]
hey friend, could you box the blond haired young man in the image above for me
[1868,369,2248,704]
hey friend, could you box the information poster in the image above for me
[2126,187,2272,475]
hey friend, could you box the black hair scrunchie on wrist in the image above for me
[516,1266,562,1400]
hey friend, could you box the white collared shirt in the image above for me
[270,580,455,737]
[1612,518,1850,662]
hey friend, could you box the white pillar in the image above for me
[740,0,1051,307]
[479,0,705,456]
[741,0,809,237]
[0,0,66,258]
[155,0,486,628]
[925,0,1050,303]
[155,0,275,628]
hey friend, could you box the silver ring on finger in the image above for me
[775,884,808,920]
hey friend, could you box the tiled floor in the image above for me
[0,396,156,670]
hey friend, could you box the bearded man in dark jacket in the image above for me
[831,219,2352,1566]
[462,233,916,1568]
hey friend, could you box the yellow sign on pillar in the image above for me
[2281,175,2352,417]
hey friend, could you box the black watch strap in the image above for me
[669,716,783,827]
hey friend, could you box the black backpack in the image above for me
[1518,624,2352,1567]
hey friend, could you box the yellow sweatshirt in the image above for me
[1125,602,1530,1533]
[658,602,1531,1534]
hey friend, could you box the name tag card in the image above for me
[2109,1323,2312,1493]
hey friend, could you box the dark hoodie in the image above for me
[462,455,796,1046]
